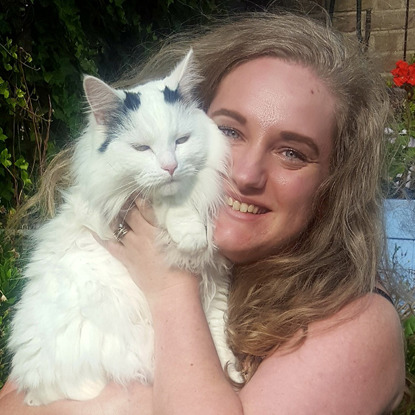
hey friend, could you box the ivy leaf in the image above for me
[20,170,32,187]
[0,128,7,142]
[0,87,9,99]
[43,72,54,84]
[14,157,29,171]
[405,315,415,337]
[0,149,11,168]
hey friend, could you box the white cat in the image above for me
[8,50,237,406]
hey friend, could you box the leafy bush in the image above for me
[0,217,23,389]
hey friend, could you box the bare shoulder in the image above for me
[239,293,406,414]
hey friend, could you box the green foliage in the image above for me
[387,55,415,199]
[404,314,415,393]
[394,313,415,414]
[0,218,24,390]
[0,37,37,210]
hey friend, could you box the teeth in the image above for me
[227,197,262,214]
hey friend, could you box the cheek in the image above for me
[271,170,323,215]
[177,140,207,167]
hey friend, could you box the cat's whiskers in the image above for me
[104,182,136,203]
[120,193,144,223]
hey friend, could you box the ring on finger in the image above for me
[113,222,129,242]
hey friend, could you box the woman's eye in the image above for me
[282,149,307,162]
[176,135,190,145]
[218,126,240,139]
[132,144,150,151]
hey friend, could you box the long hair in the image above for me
[27,12,390,382]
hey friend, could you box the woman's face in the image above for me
[208,57,335,263]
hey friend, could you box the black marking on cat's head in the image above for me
[98,92,141,153]
[98,137,112,152]
[98,110,123,153]
[124,92,141,111]
[163,86,181,104]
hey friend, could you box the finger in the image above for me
[0,380,18,399]
[135,198,157,225]
[112,221,130,242]
[92,230,108,247]
[122,201,157,235]
[92,230,126,260]
[123,205,147,234]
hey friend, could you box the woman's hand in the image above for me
[98,199,197,306]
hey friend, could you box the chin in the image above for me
[159,181,180,196]
[228,251,264,265]
[216,230,282,264]
[215,229,258,263]
[217,241,260,264]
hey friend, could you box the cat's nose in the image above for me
[162,163,177,176]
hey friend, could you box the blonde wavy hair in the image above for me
[26,12,390,383]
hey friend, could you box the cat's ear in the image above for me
[164,49,199,101]
[83,76,123,125]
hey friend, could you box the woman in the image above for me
[0,11,406,414]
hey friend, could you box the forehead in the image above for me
[210,57,336,156]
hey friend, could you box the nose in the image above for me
[159,151,177,176]
[161,162,177,176]
[230,144,267,192]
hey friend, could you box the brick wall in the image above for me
[328,0,414,73]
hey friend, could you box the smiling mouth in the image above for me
[226,196,267,214]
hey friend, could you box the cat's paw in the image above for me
[176,231,208,253]
[165,212,208,253]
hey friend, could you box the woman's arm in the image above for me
[239,293,405,414]
[0,381,153,415]
[149,276,242,415]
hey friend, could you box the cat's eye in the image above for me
[176,135,190,145]
[132,144,150,152]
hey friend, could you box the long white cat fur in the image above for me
[8,49,238,406]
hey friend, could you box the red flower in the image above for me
[391,60,415,87]
[408,64,415,86]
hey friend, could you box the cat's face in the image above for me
[97,83,209,198]
[82,50,215,200]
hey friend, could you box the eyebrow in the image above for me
[210,109,247,125]
[280,132,320,156]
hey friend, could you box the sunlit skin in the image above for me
[208,57,336,264]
